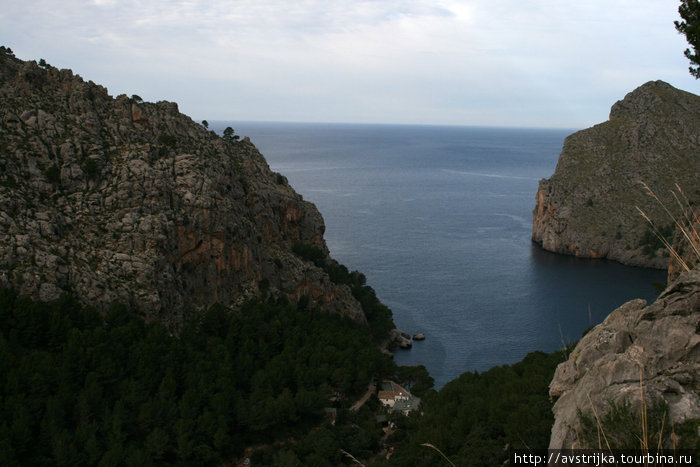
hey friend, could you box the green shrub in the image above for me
[44,165,60,184]
[157,134,176,148]
[80,158,99,179]
[292,241,325,266]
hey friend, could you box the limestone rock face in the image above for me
[0,50,364,327]
[532,81,700,268]
[549,267,700,449]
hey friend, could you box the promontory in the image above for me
[532,80,699,269]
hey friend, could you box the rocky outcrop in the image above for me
[387,329,413,349]
[549,266,700,449]
[0,49,365,327]
[533,81,700,268]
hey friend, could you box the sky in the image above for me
[1,1,697,129]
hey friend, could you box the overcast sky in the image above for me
[1,1,697,128]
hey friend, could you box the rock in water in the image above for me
[0,49,365,327]
[532,81,700,269]
[387,329,413,349]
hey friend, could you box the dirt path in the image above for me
[350,380,376,412]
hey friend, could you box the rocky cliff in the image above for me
[532,81,700,268]
[549,266,700,449]
[0,48,365,327]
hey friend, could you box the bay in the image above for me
[215,122,666,388]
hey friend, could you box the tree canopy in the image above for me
[0,290,395,465]
[676,0,700,78]
[222,126,240,142]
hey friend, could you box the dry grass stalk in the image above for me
[340,449,366,466]
[671,420,680,453]
[639,366,649,455]
[657,411,666,451]
[636,182,700,274]
[587,393,613,454]
[420,443,457,467]
[558,322,569,357]
[636,206,690,272]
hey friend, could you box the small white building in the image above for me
[377,380,420,414]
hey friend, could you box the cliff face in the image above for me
[0,49,364,327]
[549,266,700,449]
[532,81,700,268]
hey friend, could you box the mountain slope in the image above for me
[0,47,363,327]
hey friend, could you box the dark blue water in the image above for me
[216,122,666,388]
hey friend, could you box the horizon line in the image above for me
[202,118,582,132]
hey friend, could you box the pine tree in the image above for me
[675,0,700,78]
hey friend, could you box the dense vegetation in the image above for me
[376,349,569,466]
[0,289,396,465]
[1,283,574,466]
[11,284,678,466]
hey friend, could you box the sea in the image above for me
[213,122,666,389]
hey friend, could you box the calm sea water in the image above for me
[216,122,666,388]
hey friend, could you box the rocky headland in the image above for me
[532,80,700,269]
[0,48,366,328]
